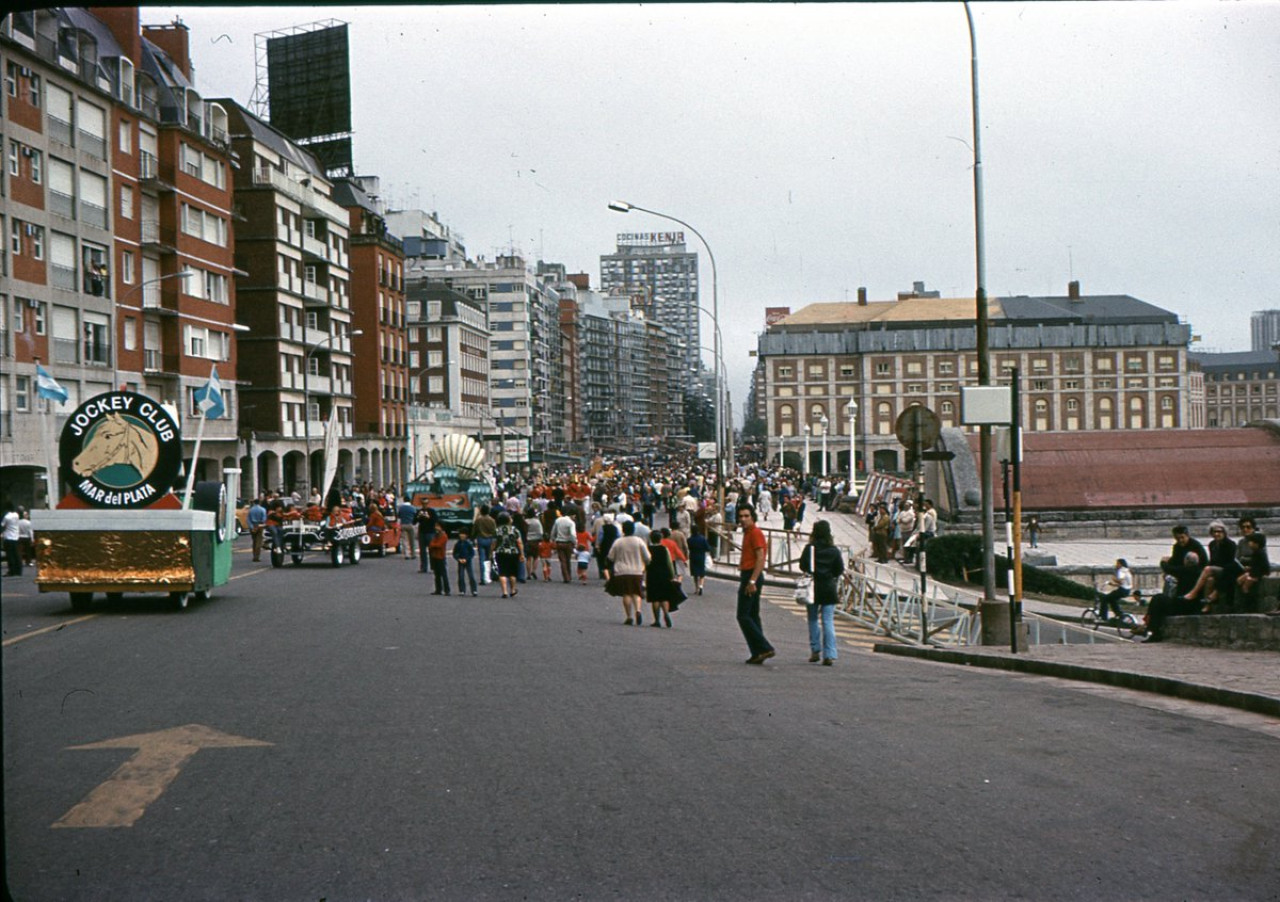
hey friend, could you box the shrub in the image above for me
[923,534,1095,601]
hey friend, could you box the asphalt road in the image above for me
[3,547,1277,901]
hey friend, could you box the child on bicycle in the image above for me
[1096,558,1133,621]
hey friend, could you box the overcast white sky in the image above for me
[154,2,1280,422]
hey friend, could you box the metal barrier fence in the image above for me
[713,524,980,647]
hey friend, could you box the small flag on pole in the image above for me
[35,363,69,404]
[193,366,226,419]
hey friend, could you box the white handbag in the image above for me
[794,575,814,605]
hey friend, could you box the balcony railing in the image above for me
[48,115,73,146]
[78,130,106,159]
[83,341,111,366]
[302,280,329,305]
[139,150,158,180]
[143,348,162,371]
[80,199,108,229]
[49,189,75,219]
[53,336,78,364]
[50,263,78,290]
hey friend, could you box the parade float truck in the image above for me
[406,434,494,536]
[32,390,236,612]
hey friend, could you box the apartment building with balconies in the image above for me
[219,99,353,496]
[0,9,238,506]
[334,175,408,490]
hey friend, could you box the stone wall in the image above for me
[1164,615,1280,651]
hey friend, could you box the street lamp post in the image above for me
[802,424,811,479]
[303,328,362,494]
[609,200,724,495]
[819,413,829,476]
[846,399,858,492]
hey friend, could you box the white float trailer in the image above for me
[268,516,368,568]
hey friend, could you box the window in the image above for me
[4,63,15,98]
[121,250,134,284]
[186,324,206,358]
[119,119,132,154]
[12,298,23,333]
[875,362,891,377]
[30,149,41,183]
[15,376,30,412]
[83,312,110,365]
[807,363,824,377]
[906,361,922,376]
[10,219,21,256]
[7,141,17,176]
[1032,380,1049,391]
[29,73,40,107]
[123,316,137,351]
[777,365,793,379]
[119,184,133,220]
[840,364,854,378]
[34,302,46,335]
[31,225,44,260]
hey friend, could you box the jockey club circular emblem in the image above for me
[59,390,183,508]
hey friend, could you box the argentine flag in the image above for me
[193,366,226,419]
[35,363,69,404]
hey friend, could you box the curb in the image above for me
[871,643,1280,718]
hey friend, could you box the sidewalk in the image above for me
[722,508,1280,718]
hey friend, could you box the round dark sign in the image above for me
[59,391,184,508]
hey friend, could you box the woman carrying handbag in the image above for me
[800,519,845,666]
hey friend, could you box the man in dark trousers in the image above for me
[735,505,775,664]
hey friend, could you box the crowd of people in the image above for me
[231,456,869,664]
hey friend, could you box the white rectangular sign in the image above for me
[697,442,717,460]
[960,386,1013,425]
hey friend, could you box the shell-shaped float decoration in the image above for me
[428,433,486,478]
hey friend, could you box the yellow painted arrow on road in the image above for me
[53,724,273,828]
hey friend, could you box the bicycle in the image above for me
[1080,594,1142,638]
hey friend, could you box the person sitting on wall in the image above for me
[1134,525,1209,641]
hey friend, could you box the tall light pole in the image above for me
[802,424,811,479]
[608,200,724,490]
[303,328,362,493]
[114,270,192,390]
[964,2,997,605]
[819,413,829,476]
[846,399,858,491]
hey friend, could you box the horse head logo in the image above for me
[72,412,160,480]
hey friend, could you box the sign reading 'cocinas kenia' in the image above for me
[59,391,183,508]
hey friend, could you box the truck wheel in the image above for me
[70,592,93,613]
[170,591,190,611]
[271,547,284,568]
[331,544,345,567]
[350,542,361,565]
[292,553,304,565]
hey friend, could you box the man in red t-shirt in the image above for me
[736,506,775,664]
